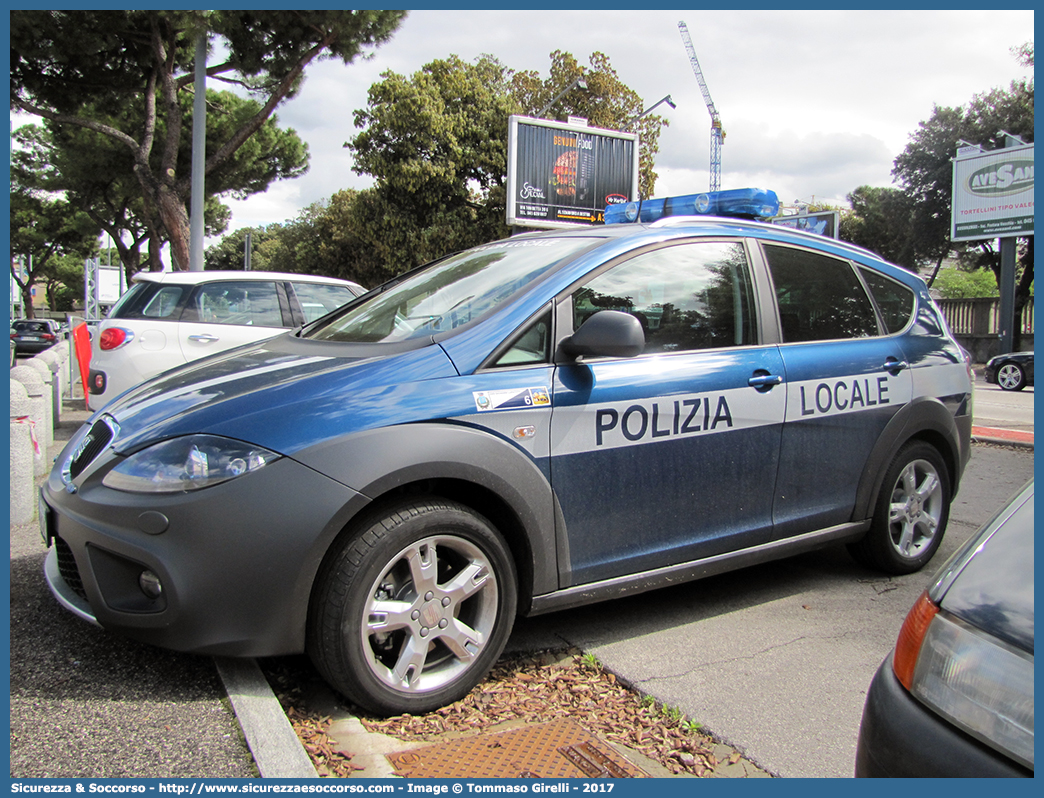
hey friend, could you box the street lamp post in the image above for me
[537,77,588,119]
[626,95,676,128]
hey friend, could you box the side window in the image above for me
[186,281,283,327]
[859,268,915,334]
[490,310,552,367]
[571,241,756,354]
[764,244,878,342]
[291,282,359,323]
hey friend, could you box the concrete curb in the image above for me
[214,657,319,779]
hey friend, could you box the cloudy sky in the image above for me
[222,8,1033,235]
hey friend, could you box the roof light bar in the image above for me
[604,187,780,225]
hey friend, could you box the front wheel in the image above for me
[307,499,517,715]
[997,362,1026,391]
[848,442,950,575]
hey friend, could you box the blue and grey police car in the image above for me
[40,188,973,715]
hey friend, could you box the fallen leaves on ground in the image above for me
[362,649,722,777]
[286,707,365,778]
[264,648,732,778]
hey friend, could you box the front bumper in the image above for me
[40,449,365,657]
[855,654,1030,777]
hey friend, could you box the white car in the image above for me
[87,270,364,410]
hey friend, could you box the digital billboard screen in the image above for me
[506,116,639,229]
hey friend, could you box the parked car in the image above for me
[41,187,973,716]
[855,481,1033,777]
[10,318,62,356]
[86,270,365,410]
[983,350,1033,391]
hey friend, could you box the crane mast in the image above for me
[678,21,723,191]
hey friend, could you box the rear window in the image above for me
[13,321,53,333]
[859,268,916,334]
[107,282,183,320]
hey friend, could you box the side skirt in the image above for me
[527,520,870,616]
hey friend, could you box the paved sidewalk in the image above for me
[971,424,1034,447]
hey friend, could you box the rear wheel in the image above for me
[848,442,950,574]
[308,498,517,715]
[997,362,1026,391]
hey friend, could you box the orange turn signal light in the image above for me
[892,590,939,691]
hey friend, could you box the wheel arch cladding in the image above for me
[852,396,964,522]
[295,423,557,610]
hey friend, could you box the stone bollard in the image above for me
[51,339,70,372]
[10,366,52,472]
[11,380,40,523]
[26,356,60,429]
[35,349,64,424]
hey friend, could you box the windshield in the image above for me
[305,237,597,344]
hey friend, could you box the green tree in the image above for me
[11,9,405,271]
[892,43,1033,345]
[932,266,1001,299]
[46,251,94,312]
[10,188,99,318]
[205,225,283,272]
[840,186,917,270]
[346,51,668,281]
[12,101,263,285]
[265,191,378,284]
[892,48,1033,277]
[348,54,519,276]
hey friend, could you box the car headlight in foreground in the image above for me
[856,481,1033,777]
[894,592,1034,769]
[102,435,281,493]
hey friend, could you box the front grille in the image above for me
[54,536,88,602]
[68,417,116,479]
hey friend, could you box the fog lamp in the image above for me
[139,570,163,599]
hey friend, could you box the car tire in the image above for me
[307,498,517,715]
[849,442,950,575]
[996,362,1026,391]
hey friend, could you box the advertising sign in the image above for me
[771,211,839,238]
[97,265,125,304]
[507,115,639,228]
[951,144,1034,241]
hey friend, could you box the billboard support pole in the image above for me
[998,237,1017,354]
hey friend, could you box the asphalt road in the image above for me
[506,441,1034,777]
[972,372,1033,432]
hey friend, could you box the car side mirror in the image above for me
[559,310,645,360]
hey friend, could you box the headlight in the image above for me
[909,611,1034,769]
[102,435,281,493]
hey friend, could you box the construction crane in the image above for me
[678,21,724,191]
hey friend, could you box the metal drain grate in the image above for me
[386,718,648,779]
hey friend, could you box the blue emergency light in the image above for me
[604,187,780,225]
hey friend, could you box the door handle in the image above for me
[748,373,783,391]
[882,358,909,374]
[188,334,220,344]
